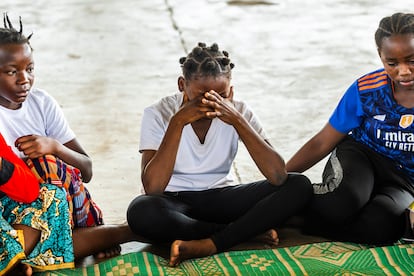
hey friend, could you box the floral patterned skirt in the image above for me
[0,184,74,274]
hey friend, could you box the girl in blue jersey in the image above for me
[287,12,414,245]
[127,42,312,266]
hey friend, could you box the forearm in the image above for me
[54,144,93,182]
[287,124,346,173]
[0,157,11,184]
[233,116,287,185]
[286,144,327,173]
[142,118,184,194]
[0,156,39,203]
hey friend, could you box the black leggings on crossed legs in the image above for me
[305,138,414,245]
[127,173,312,252]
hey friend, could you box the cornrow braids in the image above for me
[375,12,414,49]
[0,13,32,46]
[179,42,235,80]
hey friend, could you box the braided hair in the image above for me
[375,12,414,49]
[0,13,32,47]
[179,42,234,80]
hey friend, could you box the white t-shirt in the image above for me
[0,88,75,158]
[139,92,267,192]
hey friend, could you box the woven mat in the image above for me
[35,241,414,275]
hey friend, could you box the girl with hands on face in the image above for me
[203,90,235,120]
[127,42,312,266]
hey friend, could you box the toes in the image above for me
[94,245,122,259]
[169,241,181,267]
[94,252,106,259]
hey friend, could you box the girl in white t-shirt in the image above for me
[0,14,142,261]
[127,42,313,266]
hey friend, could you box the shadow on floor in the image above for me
[77,225,330,267]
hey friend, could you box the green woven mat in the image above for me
[35,241,414,275]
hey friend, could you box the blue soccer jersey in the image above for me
[329,68,414,182]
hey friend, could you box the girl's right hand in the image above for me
[15,134,58,159]
[176,95,214,125]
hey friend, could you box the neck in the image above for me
[0,95,21,110]
[392,81,414,108]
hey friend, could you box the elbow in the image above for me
[267,169,288,186]
[82,171,92,183]
[81,159,93,183]
[266,156,288,185]
[23,181,40,203]
[144,189,163,196]
[141,176,165,195]
[26,189,40,203]
[143,185,164,195]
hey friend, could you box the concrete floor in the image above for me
[1,0,412,266]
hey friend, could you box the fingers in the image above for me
[14,135,44,158]
[16,144,38,158]
[14,134,35,147]
[15,136,35,151]
[202,92,221,109]
[181,92,229,121]
[204,90,222,101]
[203,91,227,118]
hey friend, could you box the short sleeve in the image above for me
[329,81,364,134]
[43,93,76,144]
[139,107,166,152]
[235,100,268,140]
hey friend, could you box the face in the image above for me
[379,34,414,91]
[178,75,233,102]
[0,43,34,109]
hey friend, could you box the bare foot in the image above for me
[7,263,33,276]
[94,244,122,259]
[251,229,279,246]
[169,238,217,267]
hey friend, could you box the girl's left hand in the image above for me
[202,90,237,124]
[15,134,58,159]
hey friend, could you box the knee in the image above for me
[278,173,313,209]
[362,211,405,245]
[40,183,66,201]
[127,195,162,234]
[127,196,148,232]
[39,184,70,218]
[286,173,313,198]
[310,194,360,225]
[310,181,371,224]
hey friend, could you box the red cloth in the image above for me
[0,133,39,203]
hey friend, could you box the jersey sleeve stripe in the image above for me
[358,75,387,86]
[357,70,388,91]
[358,80,388,91]
[358,70,387,81]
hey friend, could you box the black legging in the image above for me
[127,173,312,252]
[305,138,414,245]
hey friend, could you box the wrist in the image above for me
[170,114,187,128]
[53,141,65,157]
[0,158,14,184]
[231,113,247,129]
